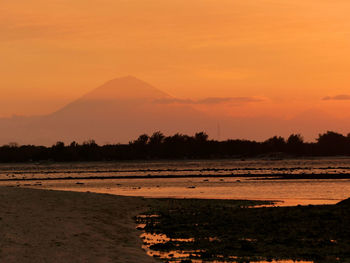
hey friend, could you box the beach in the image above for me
[1,184,350,263]
[0,186,156,263]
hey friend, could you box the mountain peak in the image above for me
[83,76,170,101]
[104,75,145,85]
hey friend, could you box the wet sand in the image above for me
[0,186,157,263]
[9,177,347,206]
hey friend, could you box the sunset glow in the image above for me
[2,0,350,141]
[3,2,350,260]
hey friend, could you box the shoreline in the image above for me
[2,185,349,262]
[0,186,157,263]
[3,172,350,181]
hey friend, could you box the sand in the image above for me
[0,186,157,263]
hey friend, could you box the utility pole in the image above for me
[217,123,221,141]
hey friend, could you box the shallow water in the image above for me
[2,159,346,263]
[1,157,350,179]
[140,231,314,263]
[1,158,350,206]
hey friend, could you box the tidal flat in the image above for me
[1,186,349,263]
[2,159,350,262]
[137,198,350,263]
[2,158,350,206]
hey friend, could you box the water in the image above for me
[139,230,313,263]
[1,158,350,206]
[2,158,347,263]
[1,157,350,179]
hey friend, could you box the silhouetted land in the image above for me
[137,198,350,263]
[1,131,350,162]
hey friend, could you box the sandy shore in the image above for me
[0,186,157,263]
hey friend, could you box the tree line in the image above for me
[0,131,350,162]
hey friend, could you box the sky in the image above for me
[1,0,350,123]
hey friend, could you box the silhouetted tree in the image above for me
[149,131,165,145]
[7,142,19,148]
[53,141,65,148]
[70,141,78,147]
[287,134,304,154]
[287,134,303,144]
[83,139,97,147]
[194,132,209,143]
[264,136,286,152]
[164,133,190,144]
[317,131,348,155]
[131,134,149,145]
[51,141,66,161]
[0,130,350,162]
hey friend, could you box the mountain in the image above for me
[0,76,214,145]
[0,76,349,145]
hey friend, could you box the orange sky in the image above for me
[1,0,350,121]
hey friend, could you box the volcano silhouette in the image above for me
[0,76,212,145]
[0,76,348,145]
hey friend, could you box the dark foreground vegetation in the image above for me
[137,198,350,263]
[1,131,350,162]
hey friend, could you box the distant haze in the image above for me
[2,0,350,127]
[0,77,214,145]
[0,76,350,145]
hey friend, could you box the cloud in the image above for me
[322,95,350,101]
[153,98,193,104]
[198,97,262,104]
[154,97,263,105]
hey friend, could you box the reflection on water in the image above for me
[4,177,349,206]
[1,159,350,206]
[1,158,350,180]
[137,217,314,263]
[2,159,346,263]
[140,231,196,261]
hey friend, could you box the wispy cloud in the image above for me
[198,97,262,104]
[0,19,78,42]
[154,97,263,105]
[322,95,350,101]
